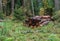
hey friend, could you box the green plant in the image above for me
[0,11,4,19]
[14,7,25,21]
[48,34,60,41]
[53,10,60,22]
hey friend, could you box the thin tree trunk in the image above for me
[0,0,2,11]
[2,0,7,17]
[25,0,33,17]
[11,0,14,15]
[37,0,41,6]
[10,0,14,19]
[23,0,25,7]
[31,0,35,16]
[9,0,14,19]
[54,0,60,10]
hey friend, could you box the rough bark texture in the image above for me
[31,0,35,16]
[54,0,60,10]
[0,0,2,11]
[11,0,14,14]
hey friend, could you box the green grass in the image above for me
[0,20,60,41]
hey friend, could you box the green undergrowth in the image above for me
[0,20,60,41]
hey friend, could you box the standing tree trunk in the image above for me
[0,0,2,11]
[24,0,33,18]
[10,0,14,19]
[31,0,35,16]
[11,0,14,15]
[54,0,60,11]
[2,0,7,17]
[37,0,42,7]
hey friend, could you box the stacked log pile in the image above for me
[24,15,53,28]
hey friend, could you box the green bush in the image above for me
[14,7,25,21]
[48,34,60,41]
[53,10,60,22]
[52,10,60,28]
[0,36,14,41]
[0,11,4,19]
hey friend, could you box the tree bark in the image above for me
[31,0,35,16]
[10,0,14,19]
[54,0,60,10]
[2,0,7,17]
[11,0,14,15]
[0,0,2,11]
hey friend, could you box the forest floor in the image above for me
[0,19,60,41]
